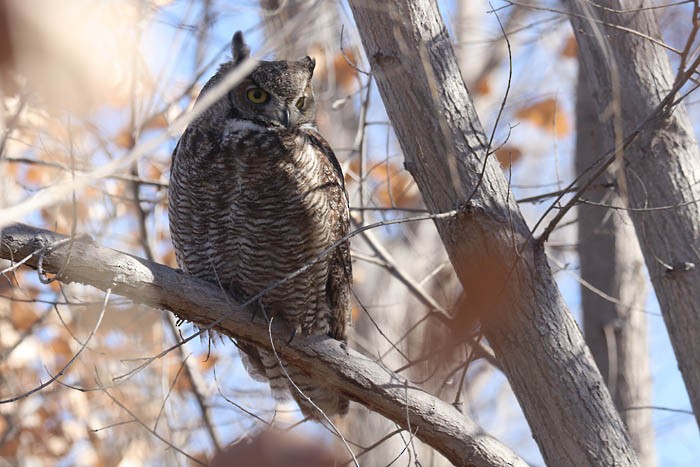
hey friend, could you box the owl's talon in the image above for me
[287,328,297,345]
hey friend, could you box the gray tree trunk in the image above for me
[571,0,700,429]
[576,67,656,466]
[348,1,639,465]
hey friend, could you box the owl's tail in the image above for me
[238,343,349,419]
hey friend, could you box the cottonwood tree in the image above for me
[1,0,698,466]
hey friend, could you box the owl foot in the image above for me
[251,300,269,324]
[286,328,297,345]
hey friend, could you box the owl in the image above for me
[168,31,352,418]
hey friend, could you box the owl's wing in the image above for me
[327,231,352,341]
[305,129,353,341]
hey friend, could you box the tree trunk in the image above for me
[571,0,700,428]
[576,66,656,466]
[347,1,639,465]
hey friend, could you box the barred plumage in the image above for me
[168,32,351,418]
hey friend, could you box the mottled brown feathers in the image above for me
[169,31,351,418]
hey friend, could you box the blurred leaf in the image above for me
[494,145,523,168]
[49,336,73,361]
[10,301,38,331]
[167,360,192,393]
[24,164,52,186]
[345,158,360,185]
[0,430,20,457]
[143,112,168,130]
[310,45,359,93]
[2,1,151,115]
[161,246,177,268]
[332,50,359,93]
[114,130,135,149]
[145,162,163,180]
[371,162,419,208]
[4,160,21,178]
[196,353,218,371]
[0,415,8,439]
[350,300,360,323]
[474,75,491,96]
[210,429,340,467]
[515,98,570,136]
[561,36,578,58]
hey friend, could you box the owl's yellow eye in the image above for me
[246,88,269,104]
[295,97,306,109]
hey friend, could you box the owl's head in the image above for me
[203,31,318,130]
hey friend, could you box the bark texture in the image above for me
[0,223,525,467]
[571,1,700,428]
[348,1,639,465]
[577,67,656,466]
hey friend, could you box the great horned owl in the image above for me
[168,32,351,418]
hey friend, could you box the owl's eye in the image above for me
[295,97,306,110]
[246,88,269,104]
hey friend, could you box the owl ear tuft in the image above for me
[232,31,250,63]
[303,56,316,75]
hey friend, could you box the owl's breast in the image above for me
[172,124,344,333]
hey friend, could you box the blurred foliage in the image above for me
[0,0,698,465]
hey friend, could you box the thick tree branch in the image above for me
[348,1,638,465]
[0,222,525,467]
[571,0,700,429]
[576,61,655,466]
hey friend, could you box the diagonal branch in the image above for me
[0,222,526,467]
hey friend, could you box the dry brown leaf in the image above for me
[494,145,523,168]
[474,75,491,96]
[145,163,163,180]
[166,360,192,393]
[345,158,360,184]
[41,201,92,235]
[161,247,177,268]
[0,415,8,438]
[143,112,168,130]
[346,159,420,207]
[561,36,578,58]
[114,130,135,149]
[10,301,38,331]
[4,160,20,177]
[371,162,419,208]
[351,301,361,323]
[196,353,218,372]
[24,164,52,185]
[210,429,340,467]
[310,45,359,93]
[49,336,73,360]
[376,171,418,207]
[333,50,359,93]
[515,98,570,136]
[0,430,20,457]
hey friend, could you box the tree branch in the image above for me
[570,0,700,430]
[347,0,638,465]
[0,222,525,467]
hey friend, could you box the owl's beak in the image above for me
[281,107,298,129]
[281,108,290,128]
